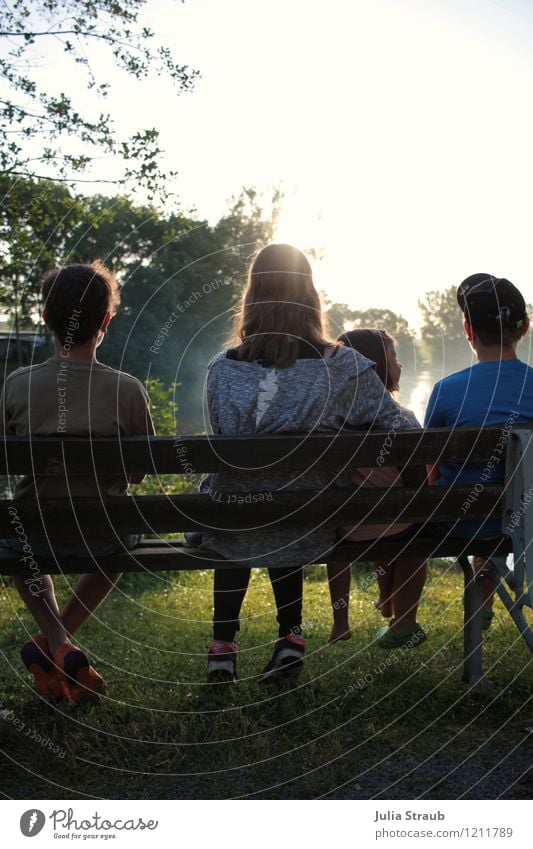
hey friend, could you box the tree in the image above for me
[418,287,469,368]
[131,378,191,498]
[102,188,279,427]
[0,174,90,362]
[325,302,416,368]
[0,0,197,197]
[0,178,281,425]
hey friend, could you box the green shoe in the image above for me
[376,623,427,650]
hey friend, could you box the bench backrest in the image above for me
[0,427,516,540]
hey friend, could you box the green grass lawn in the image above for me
[0,561,532,800]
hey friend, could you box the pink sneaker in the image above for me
[207,641,238,683]
[261,632,305,681]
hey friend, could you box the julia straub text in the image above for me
[374,810,445,822]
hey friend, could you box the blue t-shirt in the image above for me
[424,359,533,537]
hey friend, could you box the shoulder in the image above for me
[396,405,421,428]
[207,351,231,370]
[95,363,148,398]
[515,360,533,378]
[3,360,51,389]
[329,344,375,374]
[431,366,473,395]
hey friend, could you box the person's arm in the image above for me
[338,366,417,432]
[205,360,222,434]
[128,384,156,484]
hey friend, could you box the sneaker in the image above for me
[21,635,67,700]
[207,641,238,683]
[376,622,427,650]
[261,632,305,681]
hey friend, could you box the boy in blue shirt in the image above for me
[425,273,533,626]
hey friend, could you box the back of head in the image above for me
[41,261,120,345]
[232,243,333,367]
[456,273,528,347]
[339,328,393,390]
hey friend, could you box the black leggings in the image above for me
[213,565,303,642]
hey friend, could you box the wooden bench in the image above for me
[1,427,532,685]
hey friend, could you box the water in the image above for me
[397,369,435,425]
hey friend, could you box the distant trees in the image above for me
[418,287,469,369]
[0,171,481,427]
[0,177,278,426]
[325,303,416,368]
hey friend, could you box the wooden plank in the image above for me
[0,536,512,576]
[0,485,504,539]
[0,427,520,474]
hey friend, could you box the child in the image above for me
[425,273,533,627]
[0,262,154,702]
[327,329,428,649]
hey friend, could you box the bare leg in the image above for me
[472,556,495,611]
[60,572,122,637]
[327,561,352,643]
[389,557,427,631]
[373,560,393,618]
[13,574,67,656]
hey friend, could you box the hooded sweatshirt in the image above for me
[200,344,415,567]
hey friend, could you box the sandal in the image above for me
[54,642,105,704]
[21,635,67,700]
[376,622,427,650]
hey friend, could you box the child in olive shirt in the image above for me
[1,262,154,702]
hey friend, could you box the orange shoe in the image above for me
[54,642,105,704]
[21,635,67,700]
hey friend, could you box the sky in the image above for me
[13,0,533,328]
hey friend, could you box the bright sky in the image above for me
[22,0,533,327]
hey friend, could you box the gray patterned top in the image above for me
[200,345,418,567]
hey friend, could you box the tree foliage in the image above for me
[418,287,468,367]
[131,378,190,497]
[0,0,198,196]
[0,177,278,427]
[325,302,416,367]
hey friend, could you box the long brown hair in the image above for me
[229,243,336,367]
[338,328,396,392]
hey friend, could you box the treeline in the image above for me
[0,178,279,427]
[1,176,474,428]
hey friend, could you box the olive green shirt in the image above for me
[1,357,154,499]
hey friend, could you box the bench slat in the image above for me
[0,485,504,539]
[0,537,512,576]
[0,427,515,474]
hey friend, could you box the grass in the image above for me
[0,560,532,800]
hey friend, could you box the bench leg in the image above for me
[458,555,485,684]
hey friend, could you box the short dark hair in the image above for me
[41,261,120,345]
[474,325,525,347]
[457,273,527,347]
